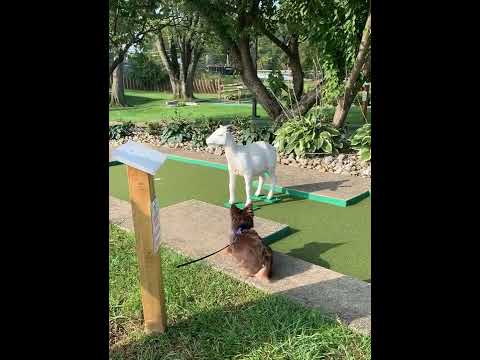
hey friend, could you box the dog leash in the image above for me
[176,225,247,268]
[176,243,232,268]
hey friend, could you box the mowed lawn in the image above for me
[109,90,371,125]
[109,90,269,123]
[109,225,371,360]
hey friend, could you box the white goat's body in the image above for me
[206,126,278,205]
[225,141,276,177]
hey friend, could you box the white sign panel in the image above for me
[151,197,161,254]
[111,141,168,175]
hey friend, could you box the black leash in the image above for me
[176,243,231,268]
[176,225,249,268]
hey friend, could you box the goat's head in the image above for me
[206,125,232,146]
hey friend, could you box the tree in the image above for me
[280,0,370,128]
[155,3,206,100]
[184,0,321,123]
[110,61,126,106]
[332,10,370,128]
[109,0,173,106]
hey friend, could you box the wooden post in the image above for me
[126,166,167,334]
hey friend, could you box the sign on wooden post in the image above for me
[111,142,168,334]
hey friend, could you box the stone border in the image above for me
[109,125,371,178]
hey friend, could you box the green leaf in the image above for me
[322,140,333,153]
[320,131,332,138]
[362,136,371,146]
[294,146,304,157]
[316,137,324,149]
[359,147,371,161]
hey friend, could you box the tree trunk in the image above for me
[183,73,194,100]
[157,32,202,101]
[110,62,127,107]
[332,11,371,129]
[183,46,202,100]
[234,36,283,120]
[156,34,182,99]
[288,36,304,100]
[170,77,182,98]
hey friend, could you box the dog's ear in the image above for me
[244,203,254,217]
[230,204,240,213]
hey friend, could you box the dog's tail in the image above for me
[263,246,273,278]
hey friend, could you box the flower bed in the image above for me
[109,123,371,177]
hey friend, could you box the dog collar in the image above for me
[232,224,248,236]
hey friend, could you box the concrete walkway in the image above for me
[110,196,371,335]
[110,144,370,206]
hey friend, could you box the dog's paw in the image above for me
[254,266,271,282]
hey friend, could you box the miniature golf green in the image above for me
[109,161,370,281]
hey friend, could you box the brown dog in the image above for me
[227,203,273,280]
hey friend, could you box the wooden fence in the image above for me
[119,76,222,94]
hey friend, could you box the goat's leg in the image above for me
[244,174,253,206]
[228,170,236,204]
[267,168,277,200]
[254,175,264,197]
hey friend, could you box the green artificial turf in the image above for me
[109,161,370,281]
[109,224,371,359]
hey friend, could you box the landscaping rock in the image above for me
[323,156,334,165]
[109,127,370,178]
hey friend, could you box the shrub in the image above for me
[350,123,371,161]
[266,69,288,97]
[232,116,276,144]
[147,118,224,147]
[190,118,224,147]
[310,105,336,122]
[109,122,135,140]
[145,116,277,148]
[273,113,346,157]
[146,122,165,137]
[126,51,168,84]
[159,119,192,144]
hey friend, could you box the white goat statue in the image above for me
[206,125,277,206]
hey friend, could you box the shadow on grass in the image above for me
[286,241,346,269]
[109,293,368,360]
[254,193,304,209]
[109,95,163,111]
[263,226,299,247]
[285,180,351,193]
[126,94,163,107]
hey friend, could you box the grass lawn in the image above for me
[109,225,371,359]
[109,161,370,281]
[109,90,269,123]
[109,90,371,126]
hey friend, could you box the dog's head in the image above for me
[230,203,254,232]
